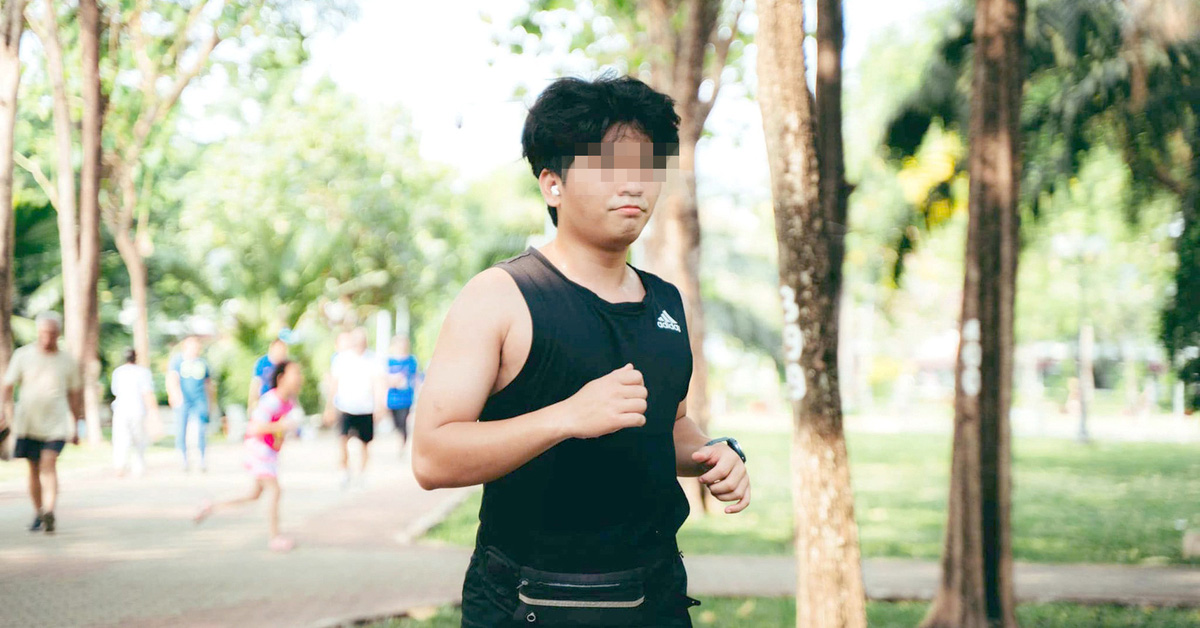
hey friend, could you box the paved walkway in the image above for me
[1,433,1198,627]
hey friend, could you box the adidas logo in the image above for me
[657,310,681,332]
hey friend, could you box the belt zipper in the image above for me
[517,592,646,609]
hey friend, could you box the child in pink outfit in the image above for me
[194,360,304,552]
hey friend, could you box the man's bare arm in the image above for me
[68,387,84,442]
[673,399,751,514]
[166,372,182,408]
[672,400,712,477]
[0,383,12,428]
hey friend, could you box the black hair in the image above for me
[521,74,680,226]
[124,348,137,364]
[269,359,294,392]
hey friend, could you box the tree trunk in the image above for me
[113,228,150,369]
[77,0,103,444]
[645,128,713,502]
[757,1,867,626]
[0,0,25,380]
[38,0,80,358]
[642,0,719,513]
[816,0,848,315]
[921,0,1024,626]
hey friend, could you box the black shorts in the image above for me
[339,413,374,443]
[14,438,66,463]
[461,545,696,627]
[389,408,410,439]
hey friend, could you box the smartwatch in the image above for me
[705,437,746,463]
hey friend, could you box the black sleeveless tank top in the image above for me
[475,247,693,572]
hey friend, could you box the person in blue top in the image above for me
[385,336,420,456]
[167,336,220,472]
[248,338,289,413]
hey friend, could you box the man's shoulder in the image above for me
[460,266,523,307]
[442,267,525,341]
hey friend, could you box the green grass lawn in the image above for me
[423,431,1200,565]
[374,599,1200,627]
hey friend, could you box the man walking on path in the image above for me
[326,327,384,488]
[385,335,420,457]
[167,335,219,472]
[110,348,157,477]
[413,75,751,627]
[1,311,83,533]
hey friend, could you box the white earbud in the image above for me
[551,185,560,196]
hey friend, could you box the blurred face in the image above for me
[36,320,60,351]
[277,362,304,394]
[351,329,368,353]
[544,125,670,251]
[268,341,288,362]
[182,337,202,359]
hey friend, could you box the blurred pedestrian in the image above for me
[111,348,157,477]
[384,335,420,457]
[0,312,82,534]
[248,337,289,413]
[324,328,383,488]
[167,336,220,472]
[194,360,304,552]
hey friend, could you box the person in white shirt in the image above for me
[111,349,157,477]
[323,328,385,487]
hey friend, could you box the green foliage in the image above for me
[494,0,751,103]
[880,0,1200,393]
[171,78,542,409]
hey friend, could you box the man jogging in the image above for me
[325,327,384,488]
[413,75,750,627]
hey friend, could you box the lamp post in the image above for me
[1051,232,1107,443]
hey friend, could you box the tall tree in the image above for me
[0,0,26,383]
[107,0,263,368]
[756,0,866,626]
[636,0,735,457]
[922,0,1025,626]
[28,0,104,443]
[103,0,352,369]
[882,0,1200,408]
[78,0,103,443]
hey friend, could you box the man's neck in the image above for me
[37,343,58,354]
[541,235,632,293]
